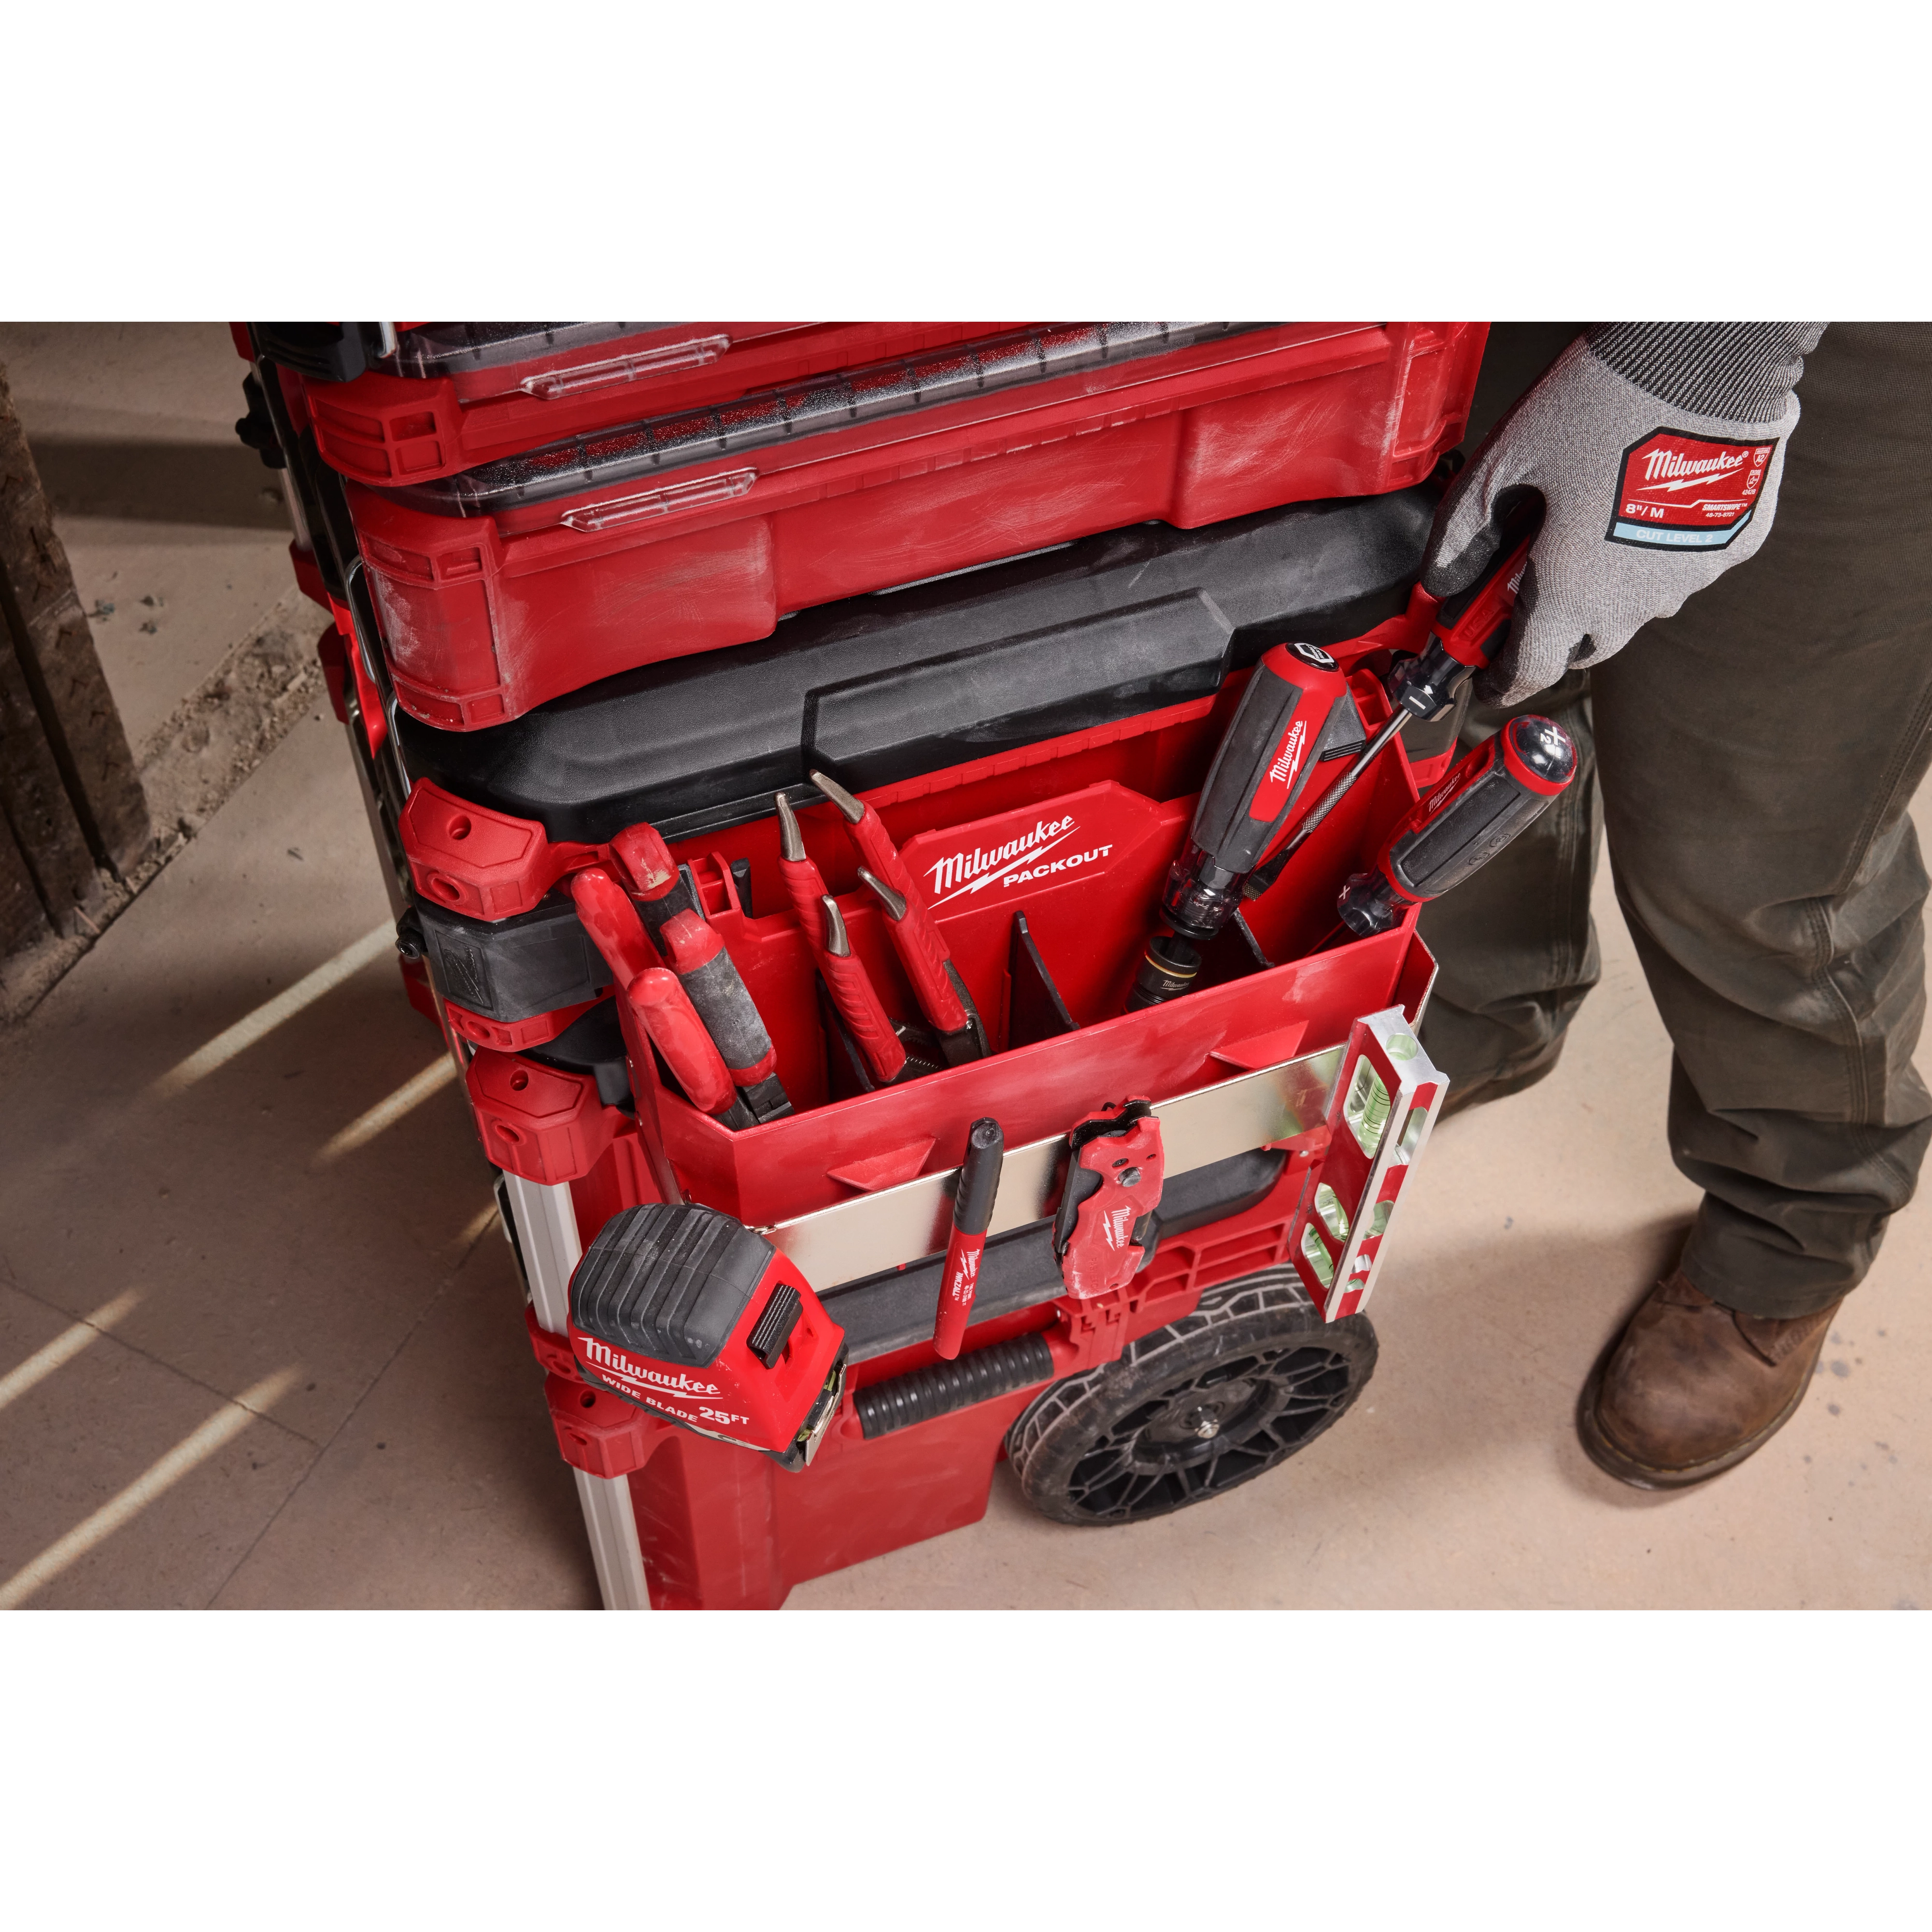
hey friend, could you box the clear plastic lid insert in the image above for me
[377,323,1258,517]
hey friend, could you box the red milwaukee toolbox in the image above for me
[444,639,1458,1607]
[329,320,1484,728]
[240,318,1529,1611]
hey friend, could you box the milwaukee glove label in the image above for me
[1608,430,1777,550]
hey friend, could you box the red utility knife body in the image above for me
[1052,1101,1165,1299]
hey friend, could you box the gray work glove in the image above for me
[1425,324,1823,706]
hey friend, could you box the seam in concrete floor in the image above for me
[199,1214,505,1609]
[0,1269,325,1448]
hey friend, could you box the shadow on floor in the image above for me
[30,438,292,529]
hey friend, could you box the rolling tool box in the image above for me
[239,321,1486,1610]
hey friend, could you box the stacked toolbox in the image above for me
[240,319,1488,1609]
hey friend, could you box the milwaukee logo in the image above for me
[1247,714,1314,823]
[1639,447,1747,488]
[1267,721,1308,789]
[579,1335,721,1398]
[944,1250,980,1303]
[929,815,1074,896]
[1612,431,1770,549]
[924,814,1116,910]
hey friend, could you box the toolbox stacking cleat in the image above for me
[241,316,1514,1609]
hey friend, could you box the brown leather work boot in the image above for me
[1577,1270,1840,1490]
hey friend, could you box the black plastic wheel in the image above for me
[1006,1267,1378,1526]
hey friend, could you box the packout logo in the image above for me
[926,814,1115,909]
[579,1335,721,1399]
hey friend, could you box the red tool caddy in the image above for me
[244,319,1487,1610]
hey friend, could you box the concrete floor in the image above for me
[1,327,1926,1611]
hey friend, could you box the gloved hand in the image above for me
[1425,325,1823,706]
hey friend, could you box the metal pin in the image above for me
[856,867,907,920]
[808,769,866,824]
[774,793,806,862]
[820,896,852,958]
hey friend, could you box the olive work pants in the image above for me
[1415,324,1932,1320]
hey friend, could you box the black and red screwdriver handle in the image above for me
[1163,641,1361,928]
[1239,501,1547,910]
[1127,642,1361,1008]
[933,1118,1004,1360]
[1335,713,1578,938]
[1385,499,1545,725]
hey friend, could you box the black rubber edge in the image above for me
[822,1145,1287,1364]
[393,486,1437,844]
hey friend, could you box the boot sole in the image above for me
[1575,1324,1827,1491]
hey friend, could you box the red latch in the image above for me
[465,1050,622,1185]
[543,1371,666,1479]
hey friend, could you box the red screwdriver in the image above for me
[933,1118,1005,1359]
[807,770,988,1064]
[1238,504,1544,909]
[1126,641,1365,1009]
[1331,713,1578,939]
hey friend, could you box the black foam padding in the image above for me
[395,486,1439,844]
[414,890,605,1022]
[570,1204,774,1368]
[855,1334,1055,1439]
[525,996,631,1109]
[823,1146,1288,1363]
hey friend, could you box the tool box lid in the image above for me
[395,481,1440,845]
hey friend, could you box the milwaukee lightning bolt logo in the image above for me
[1608,429,1777,551]
[1246,716,1311,824]
[926,813,1116,909]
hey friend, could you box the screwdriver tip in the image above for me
[808,769,866,823]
